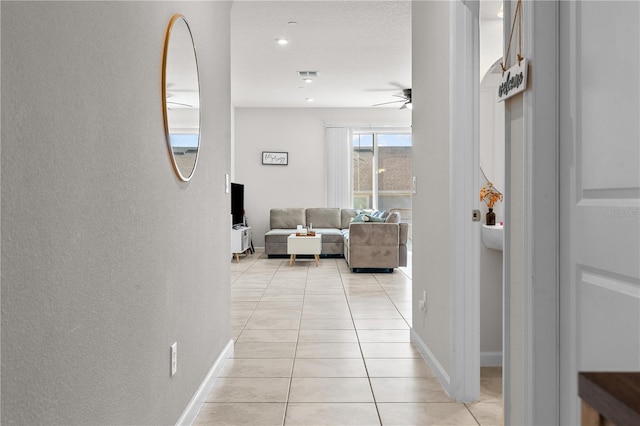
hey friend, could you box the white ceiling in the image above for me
[231,0,411,108]
[230,0,503,109]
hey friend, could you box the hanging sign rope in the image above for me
[498,0,528,102]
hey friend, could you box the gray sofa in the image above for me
[264,207,408,272]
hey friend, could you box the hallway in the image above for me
[194,251,502,425]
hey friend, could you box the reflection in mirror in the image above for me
[479,58,505,193]
[162,15,200,181]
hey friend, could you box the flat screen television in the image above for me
[230,183,244,226]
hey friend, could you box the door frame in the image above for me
[452,0,561,419]
[502,0,560,424]
[449,0,480,401]
[424,0,560,410]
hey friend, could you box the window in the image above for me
[352,134,374,209]
[352,131,413,248]
[352,131,412,210]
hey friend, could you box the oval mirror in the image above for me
[162,15,201,181]
[479,58,505,193]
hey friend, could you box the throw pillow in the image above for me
[352,213,386,223]
[386,211,401,223]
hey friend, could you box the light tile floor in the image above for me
[195,250,503,425]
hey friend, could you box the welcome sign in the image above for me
[498,59,528,102]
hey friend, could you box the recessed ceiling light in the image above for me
[305,98,314,102]
[303,78,313,84]
[275,38,289,46]
[288,21,298,25]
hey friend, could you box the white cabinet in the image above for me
[231,226,251,262]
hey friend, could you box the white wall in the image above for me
[233,107,410,247]
[480,246,503,360]
[480,18,503,81]
[1,2,232,424]
[411,0,452,376]
[480,175,504,363]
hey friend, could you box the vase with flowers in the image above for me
[479,182,503,226]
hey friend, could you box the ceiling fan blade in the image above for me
[366,82,411,92]
[167,101,193,108]
[365,88,400,92]
[388,82,408,90]
[372,100,404,107]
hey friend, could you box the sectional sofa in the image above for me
[264,207,408,272]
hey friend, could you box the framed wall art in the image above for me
[262,151,288,165]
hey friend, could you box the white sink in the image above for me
[482,224,504,251]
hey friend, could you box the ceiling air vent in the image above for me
[297,71,319,78]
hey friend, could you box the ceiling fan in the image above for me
[373,88,412,109]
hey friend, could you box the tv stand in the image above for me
[231,226,251,263]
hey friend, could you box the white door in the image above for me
[559,1,640,423]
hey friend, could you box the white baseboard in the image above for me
[176,339,234,426]
[410,328,451,397]
[480,351,503,367]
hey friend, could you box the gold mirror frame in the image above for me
[162,14,201,182]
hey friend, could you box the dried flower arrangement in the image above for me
[480,182,503,208]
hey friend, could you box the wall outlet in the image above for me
[170,342,177,377]
[418,291,427,312]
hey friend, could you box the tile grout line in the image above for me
[230,253,275,344]
[281,258,311,426]
[230,253,292,424]
[338,266,384,426]
[463,402,483,426]
[374,271,413,329]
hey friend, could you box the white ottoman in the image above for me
[287,234,322,266]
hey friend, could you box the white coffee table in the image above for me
[287,234,322,266]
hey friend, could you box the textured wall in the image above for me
[1,2,231,424]
[411,1,451,374]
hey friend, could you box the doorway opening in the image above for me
[478,0,504,411]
